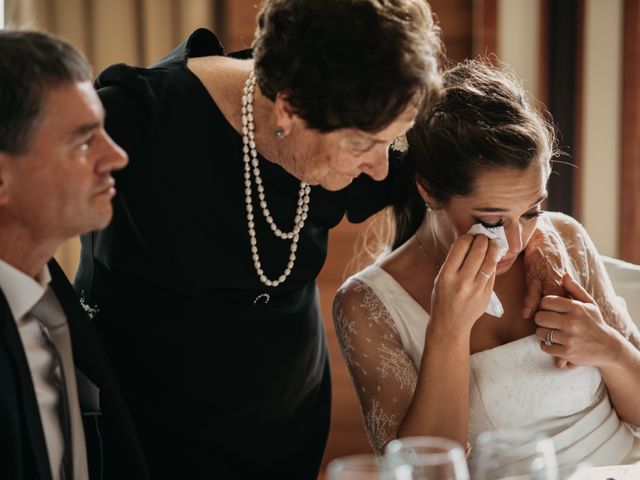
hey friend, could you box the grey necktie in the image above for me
[31,287,89,480]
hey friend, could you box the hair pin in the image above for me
[390,133,408,153]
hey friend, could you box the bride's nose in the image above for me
[504,223,523,253]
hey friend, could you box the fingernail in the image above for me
[522,308,531,318]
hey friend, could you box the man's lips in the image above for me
[94,177,116,195]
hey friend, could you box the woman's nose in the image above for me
[360,146,389,181]
[505,223,523,253]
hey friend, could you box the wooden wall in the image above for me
[620,0,640,263]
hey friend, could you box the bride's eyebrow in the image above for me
[471,194,548,213]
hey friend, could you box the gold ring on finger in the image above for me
[545,328,555,346]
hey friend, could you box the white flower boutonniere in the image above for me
[79,291,100,320]
[390,133,409,153]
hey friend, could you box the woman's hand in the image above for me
[522,219,570,319]
[535,274,623,368]
[429,234,500,336]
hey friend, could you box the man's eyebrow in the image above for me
[472,194,548,213]
[69,121,101,139]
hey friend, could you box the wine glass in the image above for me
[384,436,470,480]
[472,429,558,480]
[326,454,397,480]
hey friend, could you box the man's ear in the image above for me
[0,153,13,205]
[273,91,296,136]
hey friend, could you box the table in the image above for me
[567,464,640,479]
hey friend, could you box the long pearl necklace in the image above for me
[242,71,311,288]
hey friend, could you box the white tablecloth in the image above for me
[568,464,640,479]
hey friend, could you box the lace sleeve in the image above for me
[333,278,418,454]
[550,212,640,350]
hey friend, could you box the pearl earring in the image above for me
[274,127,285,139]
[425,202,432,213]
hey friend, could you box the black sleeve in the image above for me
[75,65,159,291]
[95,65,155,168]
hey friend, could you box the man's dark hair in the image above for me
[0,30,92,154]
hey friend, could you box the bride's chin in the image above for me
[495,256,517,275]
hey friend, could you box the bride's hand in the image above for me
[429,234,500,336]
[535,273,622,368]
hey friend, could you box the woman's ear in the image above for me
[273,91,296,136]
[0,153,12,205]
[415,180,439,210]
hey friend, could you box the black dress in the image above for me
[74,29,399,479]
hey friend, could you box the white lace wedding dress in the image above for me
[333,213,640,469]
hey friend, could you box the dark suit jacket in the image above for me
[0,259,149,479]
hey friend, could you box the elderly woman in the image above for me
[334,60,640,475]
[74,1,564,478]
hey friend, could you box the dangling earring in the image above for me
[425,202,432,213]
[274,127,286,139]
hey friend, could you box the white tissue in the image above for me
[466,224,509,317]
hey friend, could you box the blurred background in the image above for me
[3,0,638,477]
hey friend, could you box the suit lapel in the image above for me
[48,260,150,480]
[48,261,83,334]
[47,261,92,362]
[47,261,103,410]
[0,291,53,480]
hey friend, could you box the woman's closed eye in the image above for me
[477,218,504,230]
[348,142,375,154]
[342,134,377,153]
[523,210,544,221]
[475,210,544,230]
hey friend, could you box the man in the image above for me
[0,30,148,479]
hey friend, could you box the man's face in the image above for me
[4,81,128,242]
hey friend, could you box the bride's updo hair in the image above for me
[252,0,443,133]
[389,59,559,249]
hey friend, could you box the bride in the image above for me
[333,59,640,471]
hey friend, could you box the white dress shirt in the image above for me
[0,259,63,480]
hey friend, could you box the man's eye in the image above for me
[79,136,94,152]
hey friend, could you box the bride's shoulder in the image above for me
[543,211,590,245]
[335,264,381,301]
[333,265,388,321]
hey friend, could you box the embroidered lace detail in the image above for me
[555,214,640,349]
[365,399,400,453]
[334,278,417,453]
[378,344,415,390]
